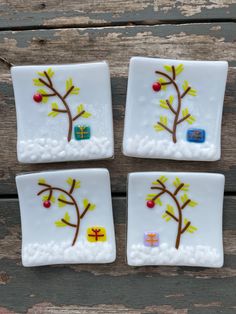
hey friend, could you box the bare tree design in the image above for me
[37,177,96,246]
[33,68,91,142]
[153,64,197,143]
[146,176,198,249]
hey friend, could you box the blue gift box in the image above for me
[74,125,91,140]
[187,128,205,143]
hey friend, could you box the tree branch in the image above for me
[174,183,184,195]
[166,99,176,114]
[177,114,191,125]
[181,86,191,99]
[160,81,172,86]
[41,93,56,97]
[181,199,191,210]
[44,71,52,87]
[48,189,53,201]
[165,210,179,222]
[155,70,182,143]
[157,179,166,189]
[80,203,91,219]
[61,219,76,228]
[63,86,74,99]
[39,77,73,142]
[181,221,191,234]
[69,179,76,194]
[72,110,85,121]
[171,65,176,80]
[152,190,165,201]
[38,182,51,188]
[157,122,173,134]
[58,198,74,205]
[52,108,67,113]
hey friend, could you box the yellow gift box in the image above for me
[87,226,107,242]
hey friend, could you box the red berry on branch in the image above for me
[152,82,161,92]
[146,200,155,208]
[33,93,43,103]
[43,200,51,208]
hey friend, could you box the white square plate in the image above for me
[123,57,228,161]
[16,169,116,266]
[12,61,114,163]
[127,172,224,267]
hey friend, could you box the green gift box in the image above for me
[74,125,91,140]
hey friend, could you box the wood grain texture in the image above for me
[0,23,236,194]
[0,0,235,30]
[0,197,235,313]
[0,10,235,313]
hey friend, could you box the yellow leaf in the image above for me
[146,194,156,200]
[55,220,66,227]
[164,65,172,72]
[189,88,197,96]
[66,78,73,91]
[160,99,169,109]
[160,116,168,125]
[42,195,55,203]
[71,87,80,95]
[37,89,48,103]
[181,184,190,191]
[189,200,198,207]
[81,112,91,118]
[166,204,174,214]
[154,124,164,132]
[58,194,67,208]
[173,177,181,187]
[48,102,59,118]
[158,78,167,91]
[83,198,89,207]
[162,213,171,222]
[38,178,46,184]
[51,102,58,110]
[64,212,70,222]
[77,104,84,113]
[75,181,80,189]
[66,177,74,186]
[89,204,96,210]
[186,116,196,125]
[37,71,46,77]
[33,78,44,86]
[187,225,198,233]
[181,193,189,203]
[182,80,189,91]
[182,108,189,117]
[175,64,184,75]
[159,176,168,183]
[154,198,162,206]
[47,68,54,78]
[169,95,174,104]
[184,218,189,225]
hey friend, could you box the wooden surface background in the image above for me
[0,1,236,313]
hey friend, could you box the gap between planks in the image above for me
[0,18,235,32]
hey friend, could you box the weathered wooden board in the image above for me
[0,196,235,313]
[0,0,235,30]
[0,23,235,194]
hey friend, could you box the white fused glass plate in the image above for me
[11,61,114,163]
[127,172,225,267]
[16,168,116,266]
[123,57,228,161]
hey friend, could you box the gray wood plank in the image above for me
[0,0,235,30]
[0,23,235,194]
[0,197,235,313]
